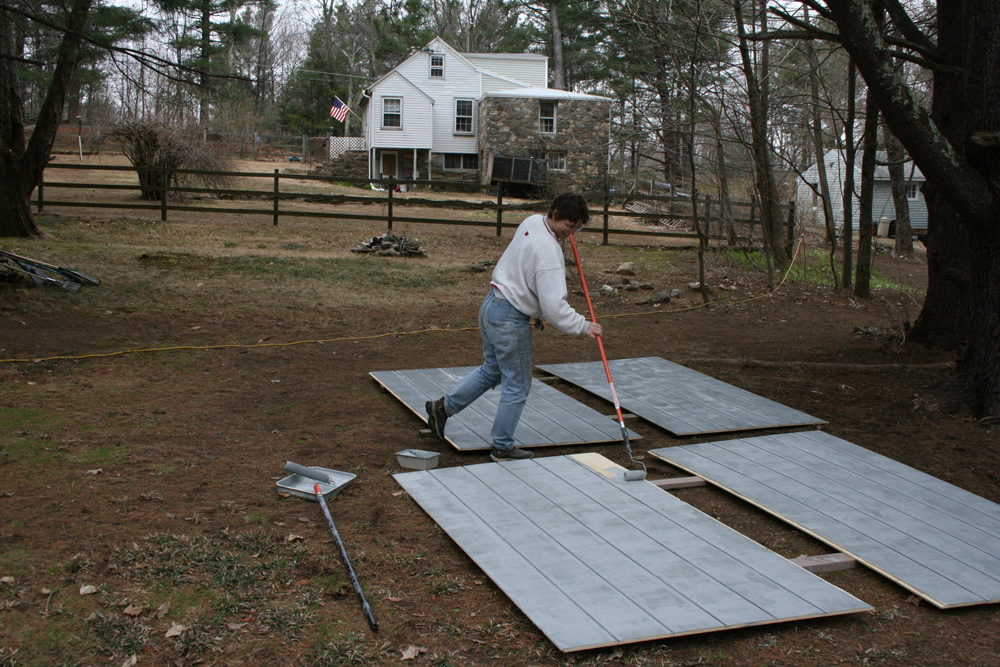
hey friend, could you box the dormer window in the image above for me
[430,54,444,78]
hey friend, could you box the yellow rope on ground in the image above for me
[0,239,803,365]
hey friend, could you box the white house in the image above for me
[358,37,611,193]
[796,149,928,233]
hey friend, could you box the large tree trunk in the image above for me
[0,8,35,237]
[0,0,91,238]
[823,0,1000,417]
[549,2,564,90]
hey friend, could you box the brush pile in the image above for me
[350,233,427,257]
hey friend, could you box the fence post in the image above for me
[496,184,504,237]
[387,179,394,232]
[602,192,610,245]
[37,172,44,214]
[160,167,167,222]
[785,200,796,256]
[302,136,307,162]
[273,169,280,226]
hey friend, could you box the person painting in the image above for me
[425,193,602,461]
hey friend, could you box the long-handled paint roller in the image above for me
[283,462,379,633]
[568,235,648,482]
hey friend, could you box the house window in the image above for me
[530,150,566,171]
[539,101,556,133]
[430,54,444,78]
[382,98,401,128]
[444,154,478,170]
[906,183,919,199]
[455,100,474,134]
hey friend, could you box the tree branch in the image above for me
[823,0,996,230]
[884,0,937,57]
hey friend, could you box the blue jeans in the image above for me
[444,290,533,451]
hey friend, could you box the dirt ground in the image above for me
[1,189,999,667]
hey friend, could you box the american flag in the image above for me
[329,97,350,122]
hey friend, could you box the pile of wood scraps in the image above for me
[625,202,685,229]
[350,233,427,257]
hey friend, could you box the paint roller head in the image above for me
[623,468,647,482]
[284,460,332,484]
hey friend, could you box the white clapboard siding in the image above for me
[394,453,870,652]
[651,431,1000,608]
[373,38,484,154]
[479,72,531,94]
[465,53,548,88]
[369,73,434,150]
[796,149,928,231]
[367,37,548,156]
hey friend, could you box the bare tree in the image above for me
[808,0,1000,417]
[882,120,914,258]
[733,0,789,277]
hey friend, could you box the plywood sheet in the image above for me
[650,431,1000,608]
[394,453,870,652]
[371,367,639,451]
[537,357,825,436]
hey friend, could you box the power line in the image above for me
[299,69,375,81]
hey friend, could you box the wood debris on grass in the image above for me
[351,233,427,257]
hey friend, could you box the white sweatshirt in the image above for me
[490,214,590,336]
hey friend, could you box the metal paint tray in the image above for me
[276,467,356,502]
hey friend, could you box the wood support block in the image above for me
[789,553,858,574]
[650,476,708,490]
[605,412,640,421]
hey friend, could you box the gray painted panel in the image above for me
[538,357,825,436]
[394,454,870,652]
[651,432,1000,608]
[372,367,639,451]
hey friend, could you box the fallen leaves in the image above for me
[79,585,97,596]
[165,622,187,638]
[123,604,144,616]
[401,645,427,660]
[156,601,171,619]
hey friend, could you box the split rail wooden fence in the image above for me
[32,163,794,247]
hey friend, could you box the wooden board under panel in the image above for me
[371,367,639,451]
[394,453,870,652]
[651,431,1000,608]
[537,357,826,436]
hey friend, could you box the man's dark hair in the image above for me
[549,193,589,225]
